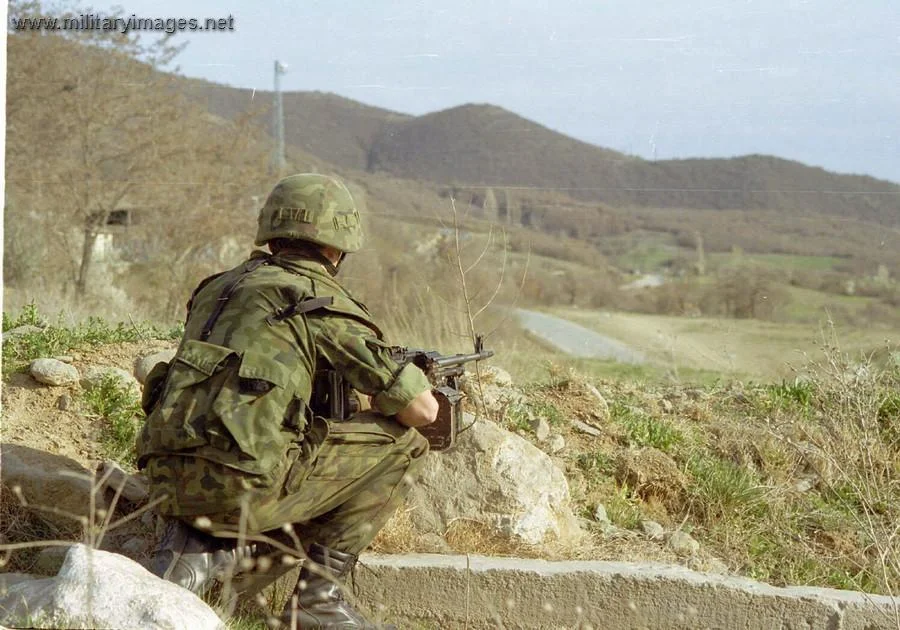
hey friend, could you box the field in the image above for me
[546,307,900,382]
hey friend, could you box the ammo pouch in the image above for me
[137,339,309,479]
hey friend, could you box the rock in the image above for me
[796,442,835,484]
[479,365,513,387]
[572,418,604,438]
[641,520,666,541]
[133,348,176,385]
[548,434,566,454]
[29,358,79,386]
[3,324,43,339]
[529,416,551,442]
[33,546,72,576]
[705,557,730,574]
[0,573,34,594]
[593,504,610,525]
[793,475,818,494]
[407,416,583,546]
[463,375,525,420]
[0,544,225,630]
[140,510,158,531]
[81,366,140,396]
[601,525,637,540]
[668,530,700,556]
[0,444,104,534]
[416,533,453,554]
[96,461,149,505]
[119,537,149,558]
[584,383,611,422]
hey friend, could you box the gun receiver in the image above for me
[388,338,494,451]
[312,336,494,452]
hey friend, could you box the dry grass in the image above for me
[369,508,420,554]
[0,484,80,573]
[443,519,544,559]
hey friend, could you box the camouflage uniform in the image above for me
[137,252,430,553]
[138,174,430,628]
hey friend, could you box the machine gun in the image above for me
[388,336,494,451]
[314,336,494,451]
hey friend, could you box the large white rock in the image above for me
[81,366,140,397]
[133,348,176,385]
[0,545,224,630]
[3,325,44,340]
[29,359,79,386]
[407,416,583,545]
[0,444,99,533]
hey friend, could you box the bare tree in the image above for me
[6,1,270,310]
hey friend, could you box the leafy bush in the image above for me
[80,376,143,467]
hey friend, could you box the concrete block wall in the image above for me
[356,553,900,630]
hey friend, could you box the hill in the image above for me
[365,104,900,224]
[176,79,900,226]
[180,78,410,172]
[367,103,633,189]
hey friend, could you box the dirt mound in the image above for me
[1,340,173,468]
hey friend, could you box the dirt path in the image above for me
[514,309,646,364]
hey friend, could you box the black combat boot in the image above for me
[279,543,394,630]
[149,518,256,595]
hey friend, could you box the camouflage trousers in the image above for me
[147,412,429,555]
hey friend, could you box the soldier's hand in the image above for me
[395,388,439,428]
[355,391,372,412]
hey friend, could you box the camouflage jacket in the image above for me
[136,250,430,498]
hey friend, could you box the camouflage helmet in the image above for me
[255,173,363,253]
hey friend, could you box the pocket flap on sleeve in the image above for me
[238,349,291,389]
[178,340,239,376]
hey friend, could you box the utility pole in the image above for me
[272,60,288,174]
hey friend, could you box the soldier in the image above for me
[137,173,437,629]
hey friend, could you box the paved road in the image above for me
[515,309,646,364]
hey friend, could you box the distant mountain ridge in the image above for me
[181,79,900,226]
[179,78,410,173]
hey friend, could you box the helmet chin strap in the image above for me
[331,252,347,275]
[313,250,342,277]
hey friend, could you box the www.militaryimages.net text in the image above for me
[9,14,235,34]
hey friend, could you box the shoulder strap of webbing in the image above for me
[199,257,269,342]
[266,296,334,324]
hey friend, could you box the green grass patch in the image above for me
[562,358,725,387]
[762,379,816,416]
[575,450,616,480]
[611,402,683,453]
[504,397,565,435]
[224,614,270,630]
[780,285,877,323]
[877,391,900,448]
[604,485,643,529]
[2,303,180,376]
[743,521,880,592]
[687,454,767,521]
[80,375,144,467]
[709,253,844,272]
[609,233,682,272]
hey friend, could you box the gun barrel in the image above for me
[433,349,494,368]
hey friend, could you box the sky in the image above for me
[70,0,900,182]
